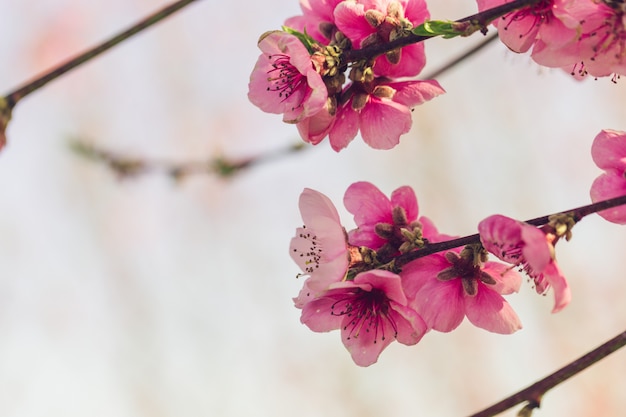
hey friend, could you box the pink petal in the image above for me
[390,186,419,222]
[478,214,524,264]
[329,104,360,151]
[390,79,445,107]
[293,279,316,308]
[296,107,335,145]
[359,98,412,150]
[344,182,392,226]
[531,39,581,67]
[347,226,386,250]
[389,303,428,346]
[520,225,552,272]
[402,0,430,24]
[353,270,407,305]
[400,253,450,300]
[334,1,373,44]
[465,284,522,334]
[542,262,571,313]
[248,54,290,114]
[341,315,393,366]
[591,129,626,172]
[590,173,626,224]
[412,274,465,332]
[373,43,426,78]
[482,261,522,295]
[497,13,540,53]
[299,188,341,228]
[283,67,328,123]
[300,296,345,332]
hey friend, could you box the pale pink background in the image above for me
[0,0,625,416]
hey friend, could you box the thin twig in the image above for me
[70,140,308,180]
[394,194,626,267]
[468,330,626,417]
[342,0,540,62]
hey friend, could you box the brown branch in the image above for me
[394,194,626,267]
[69,140,308,180]
[468,330,626,417]
[342,0,541,63]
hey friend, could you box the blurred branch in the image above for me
[0,0,199,152]
[69,33,500,176]
[3,0,200,109]
[421,32,498,80]
[69,140,308,180]
[468,330,626,417]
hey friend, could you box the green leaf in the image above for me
[412,20,467,39]
[282,26,318,54]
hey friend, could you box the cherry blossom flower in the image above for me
[477,0,580,68]
[290,188,350,295]
[478,214,571,313]
[590,129,626,224]
[334,0,430,77]
[401,245,522,334]
[553,0,626,77]
[325,78,444,151]
[299,269,427,366]
[342,181,442,260]
[248,31,328,124]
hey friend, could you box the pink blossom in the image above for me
[590,129,626,224]
[290,188,350,295]
[324,78,444,151]
[553,0,626,77]
[334,0,430,77]
[401,247,522,334]
[285,0,344,44]
[299,269,427,366]
[477,0,580,67]
[478,214,571,313]
[248,31,328,124]
[342,181,442,258]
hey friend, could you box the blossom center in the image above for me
[331,289,398,343]
[266,54,306,102]
[580,5,626,64]
[437,250,496,297]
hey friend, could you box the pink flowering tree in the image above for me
[2,0,626,416]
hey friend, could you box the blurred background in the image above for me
[0,0,625,415]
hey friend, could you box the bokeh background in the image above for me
[0,0,625,415]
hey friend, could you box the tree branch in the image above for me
[468,330,626,417]
[342,0,541,63]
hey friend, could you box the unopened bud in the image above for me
[352,93,369,111]
[375,222,394,238]
[385,48,401,65]
[365,10,385,28]
[391,206,407,225]
[373,85,396,99]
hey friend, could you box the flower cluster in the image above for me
[291,183,572,366]
[248,0,445,151]
[480,0,626,79]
